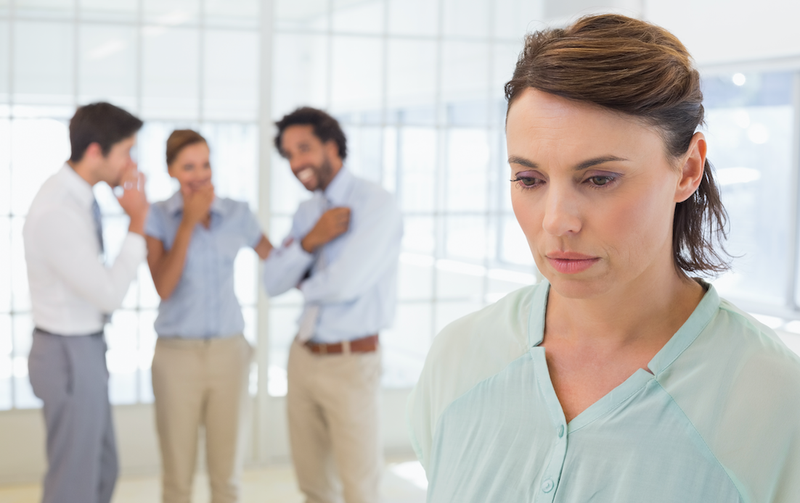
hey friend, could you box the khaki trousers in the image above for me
[152,334,253,503]
[287,340,383,503]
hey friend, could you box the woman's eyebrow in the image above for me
[508,156,538,169]
[574,155,629,171]
[507,155,629,171]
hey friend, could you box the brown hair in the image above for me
[166,129,207,166]
[69,102,143,162]
[505,14,730,276]
[274,107,348,160]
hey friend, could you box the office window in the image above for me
[701,70,800,353]
[0,0,260,410]
[5,1,800,411]
[703,71,794,308]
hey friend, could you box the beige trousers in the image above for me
[152,334,253,503]
[287,340,383,503]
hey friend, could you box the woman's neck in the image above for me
[544,267,705,351]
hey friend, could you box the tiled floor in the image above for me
[0,461,428,503]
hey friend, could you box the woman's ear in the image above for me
[675,132,707,203]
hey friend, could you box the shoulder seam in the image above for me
[718,302,771,338]
[653,380,749,503]
[716,303,800,363]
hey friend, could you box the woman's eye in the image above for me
[511,176,541,188]
[588,175,614,187]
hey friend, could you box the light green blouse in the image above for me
[407,281,800,502]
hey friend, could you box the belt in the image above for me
[34,327,104,337]
[304,334,379,355]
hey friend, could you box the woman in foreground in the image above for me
[408,14,800,502]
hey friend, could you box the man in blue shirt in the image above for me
[264,107,403,503]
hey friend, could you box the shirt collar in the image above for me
[319,167,354,206]
[164,191,226,216]
[528,279,721,376]
[646,282,719,376]
[59,163,96,209]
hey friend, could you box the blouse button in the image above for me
[542,479,555,493]
[557,425,565,437]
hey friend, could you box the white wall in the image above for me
[537,0,800,67]
[646,0,800,66]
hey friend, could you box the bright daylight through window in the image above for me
[2,1,800,409]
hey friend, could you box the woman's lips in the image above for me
[546,253,600,274]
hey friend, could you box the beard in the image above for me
[298,155,335,192]
[316,156,334,190]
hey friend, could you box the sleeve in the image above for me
[407,318,468,473]
[667,311,800,503]
[241,204,264,248]
[262,207,315,297]
[407,319,465,473]
[37,208,146,313]
[407,289,533,473]
[711,345,800,502]
[406,385,429,468]
[144,203,165,241]
[299,192,403,304]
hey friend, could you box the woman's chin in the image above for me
[544,271,612,300]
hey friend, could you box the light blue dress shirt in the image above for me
[263,168,403,344]
[408,281,800,502]
[145,192,262,338]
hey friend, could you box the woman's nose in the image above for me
[542,189,582,237]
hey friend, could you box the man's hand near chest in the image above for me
[301,207,351,253]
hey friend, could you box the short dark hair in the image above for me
[274,107,347,160]
[69,102,143,162]
[505,14,730,277]
[166,129,207,166]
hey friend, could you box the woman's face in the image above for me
[506,89,704,299]
[168,142,212,194]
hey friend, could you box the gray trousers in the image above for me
[28,329,118,503]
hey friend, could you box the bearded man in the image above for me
[263,107,403,503]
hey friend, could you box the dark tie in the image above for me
[297,197,331,342]
[92,199,111,325]
[91,198,105,255]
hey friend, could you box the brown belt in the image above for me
[304,334,379,355]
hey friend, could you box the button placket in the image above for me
[202,230,218,337]
[531,348,569,502]
[537,423,568,502]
